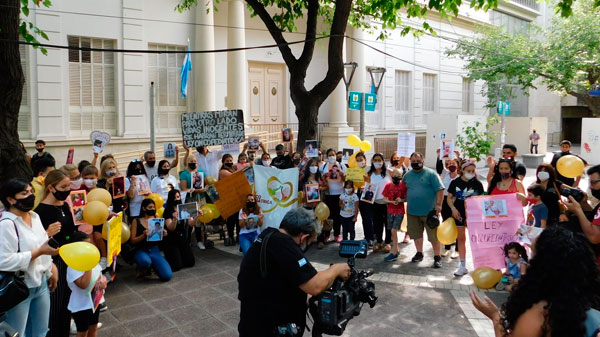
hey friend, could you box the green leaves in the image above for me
[456,115,499,161]
[18,0,52,55]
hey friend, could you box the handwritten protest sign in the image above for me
[181,110,245,148]
[396,133,415,157]
[346,168,365,183]
[107,212,123,266]
[466,194,523,269]
[213,170,252,219]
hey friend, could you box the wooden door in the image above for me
[248,62,285,124]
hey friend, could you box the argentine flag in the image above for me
[180,48,192,98]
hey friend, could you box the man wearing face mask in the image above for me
[272,144,294,169]
[238,208,351,337]
[551,140,588,187]
[402,152,445,268]
[30,139,55,170]
[142,149,180,183]
[185,144,223,179]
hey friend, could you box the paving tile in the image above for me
[179,317,230,337]
[149,294,192,312]
[126,315,174,336]
[166,304,211,326]
[111,303,155,323]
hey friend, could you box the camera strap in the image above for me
[259,229,276,279]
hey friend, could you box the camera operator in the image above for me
[238,208,351,337]
[563,165,600,251]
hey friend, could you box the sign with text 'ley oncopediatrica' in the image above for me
[181,110,245,148]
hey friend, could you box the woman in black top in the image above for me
[162,189,197,271]
[34,169,76,337]
[535,163,565,227]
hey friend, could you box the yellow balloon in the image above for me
[556,155,585,179]
[86,188,112,207]
[472,266,502,289]
[348,153,358,168]
[146,193,165,208]
[101,221,108,240]
[83,201,109,226]
[437,217,458,245]
[315,202,330,221]
[297,191,304,205]
[206,176,217,185]
[359,140,372,152]
[199,207,214,223]
[59,242,100,272]
[121,222,131,243]
[156,207,165,218]
[400,212,408,232]
[205,204,220,219]
[347,135,361,147]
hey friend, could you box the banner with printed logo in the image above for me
[254,165,299,229]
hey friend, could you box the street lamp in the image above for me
[361,66,386,139]
[343,62,358,94]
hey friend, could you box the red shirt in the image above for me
[382,182,407,215]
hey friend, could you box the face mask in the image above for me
[106,169,117,177]
[501,172,511,180]
[357,161,366,168]
[145,209,156,217]
[373,162,383,169]
[392,177,401,185]
[464,173,475,180]
[83,179,97,189]
[12,194,35,212]
[328,156,336,163]
[391,160,399,166]
[262,160,271,166]
[561,151,570,155]
[591,188,600,200]
[310,166,318,174]
[70,178,83,190]
[174,199,182,205]
[411,162,423,170]
[345,188,353,194]
[246,201,256,208]
[188,163,197,170]
[146,161,156,168]
[53,189,71,201]
[224,162,233,168]
[526,198,537,205]
[158,168,170,176]
[336,158,342,163]
[448,166,457,173]
[293,158,301,166]
[133,168,144,176]
[503,155,513,160]
[36,148,44,153]
[537,171,550,181]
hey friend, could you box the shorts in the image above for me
[387,214,404,230]
[72,308,100,332]
[407,214,439,243]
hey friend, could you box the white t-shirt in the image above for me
[195,150,223,179]
[339,192,359,218]
[369,172,392,203]
[150,175,180,202]
[127,176,145,217]
[238,209,262,235]
[67,265,102,313]
[529,133,540,145]
[441,170,459,196]
[144,164,159,183]
[320,162,346,195]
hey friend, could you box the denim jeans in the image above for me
[239,231,259,255]
[134,245,173,281]
[5,275,50,337]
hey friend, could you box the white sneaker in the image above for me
[70,319,76,335]
[196,242,206,250]
[99,257,107,270]
[97,322,103,329]
[453,265,469,276]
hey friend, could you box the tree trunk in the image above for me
[294,101,320,151]
[0,0,33,187]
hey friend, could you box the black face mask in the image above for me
[145,209,156,217]
[224,162,233,168]
[411,162,423,170]
[158,168,170,176]
[13,194,35,212]
[36,148,44,153]
[246,201,256,209]
[392,177,401,185]
[592,188,600,200]
[53,189,71,201]
[561,151,570,155]
[336,158,342,163]
[174,199,182,206]
[188,163,197,170]
[391,160,400,166]
[146,161,156,168]
[293,158,301,166]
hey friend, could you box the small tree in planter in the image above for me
[456,115,499,162]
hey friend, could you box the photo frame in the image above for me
[360,183,377,204]
[305,140,318,158]
[177,202,198,221]
[147,218,165,242]
[282,128,291,143]
[482,199,508,217]
[112,176,126,199]
[305,183,320,203]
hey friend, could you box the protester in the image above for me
[78,160,92,177]
[339,180,359,241]
[551,140,588,187]
[97,158,127,213]
[471,226,600,337]
[526,184,548,228]
[354,152,374,245]
[220,154,239,245]
[446,160,484,276]
[142,148,179,183]
[238,194,263,255]
[272,142,294,169]
[382,169,407,262]
[534,163,566,226]
[436,152,460,258]
[320,149,346,243]
[150,160,180,203]
[496,242,528,292]
[529,129,540,154]
[81,165,99,193]
[34,170,76,337]
[487,144,527,182]
[179,154,207,249]
[31,156,56,208]
[162,189,196,271]
[291,151,303,168]
[129,198,172,281]
[488,158,526,196]
[126,160,149,219]
[236,152,250,171]
[403,152,445,268]
[362,153,392,253]
[0,178,59,337]
[30,139,55,169]
[59,164,83,191]
[259,153,272,167]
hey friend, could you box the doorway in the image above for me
[248,61,286,124]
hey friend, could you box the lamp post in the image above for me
[364,67,386,139]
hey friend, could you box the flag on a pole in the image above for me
[180,47,192,98]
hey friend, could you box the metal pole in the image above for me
[150,81,156,153]
[359,93,365,140]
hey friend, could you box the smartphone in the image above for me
[48,237,60,249]
[501,276,509,283]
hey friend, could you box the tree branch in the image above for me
[296,0,318,72]
[245,0,297,68]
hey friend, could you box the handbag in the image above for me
[0,219,30,313]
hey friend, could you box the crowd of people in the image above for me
[1,135,600,337]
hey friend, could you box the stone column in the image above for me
[194,0,216,111]
[348,26,366,130]
[227,0,247,118]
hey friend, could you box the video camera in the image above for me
[308,240,377,336]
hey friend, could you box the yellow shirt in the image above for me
[31,176,45,209]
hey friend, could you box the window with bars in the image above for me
[423,73,436,113]
[395,70,410,112]
[68,36,116,136]
[19,43,30,138]
[147,44,187,135]
[462,78,474,113]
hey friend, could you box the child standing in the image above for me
[526,184,548,228]
[66,232,108,337]
[382,169,407,262]
[339,180,359,240]
[496,242,528,291]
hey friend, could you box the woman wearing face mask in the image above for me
[534,164,568,226]
[150,160,180,202]
[320,149,346,243]
[300,159,328,248]
[126,160,150,220]
[0,178,59,337]
[488,159,526,197]
[220,154,240,245]
[364,153,392,253]
[179,155,208,249]
[162,189,196,271]
[446,161,484,277]
[259,153,271,167]
[353,152,374,245]
[97,158,127,214]
[129,199,172,281]
[437,155,461,258]
[34,170,76,337]
[59,164,83,191]
[239,194,264,255]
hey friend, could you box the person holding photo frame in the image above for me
[162,189,197,271]
[300,159,326,209]
[362,153,392,253]
[320,149,346,244]
[150,160,180,203]
[179,154,208,249]
[220,154,240,245]
[125,160,149,219]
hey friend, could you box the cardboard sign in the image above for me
[346,168,365,183]
[181,110,245,148]
[90,131,111,154]
[213,170,252,219]
[107,212,123,266]
[222,144,240,153]
[396,133,416,157]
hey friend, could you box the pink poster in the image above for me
[466,194,524,269]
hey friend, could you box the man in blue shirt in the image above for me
[403,152,445,268]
